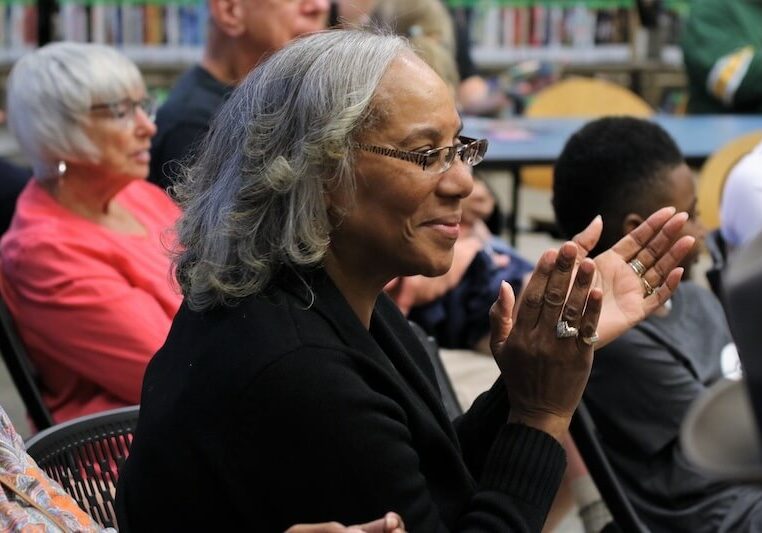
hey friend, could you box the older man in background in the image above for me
[149,0,329,189]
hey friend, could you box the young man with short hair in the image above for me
[553,116,762,533]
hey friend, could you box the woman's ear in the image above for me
[324,189,347,229]
[622,213,645,236]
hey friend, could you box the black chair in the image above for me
[25,405,140,529]
[409,321,464,420]
[570,401,650,533]
[0,294,54,431]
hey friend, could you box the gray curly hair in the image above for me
[173,29,408,310]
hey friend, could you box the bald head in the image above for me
[206,0,329,83]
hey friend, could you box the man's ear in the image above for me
[208,0,247,37]
[622,212,645,236]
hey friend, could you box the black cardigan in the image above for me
[116,270,565,532]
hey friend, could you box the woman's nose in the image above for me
[438,158,474,199]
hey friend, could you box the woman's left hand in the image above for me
[570,207,694,347]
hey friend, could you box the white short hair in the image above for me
[6,42,144,180]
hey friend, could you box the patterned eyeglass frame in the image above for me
[356,136,488,173]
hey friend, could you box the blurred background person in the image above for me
[149,0,329,189]
[681,0,762,114]
[720,138,762,251]
[397,177,533,353]
[553,116,762,533]
[339,0,514,117]
[2,42,181,423]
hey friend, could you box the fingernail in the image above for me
[594,214,602,223]
[497,280,508,300]
[386,513,399,528]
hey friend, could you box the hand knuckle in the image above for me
[544,289,565,306]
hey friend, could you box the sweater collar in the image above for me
[281,267,458,438]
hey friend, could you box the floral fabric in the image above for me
[0,406,110,532]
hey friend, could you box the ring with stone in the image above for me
[556,320,579,339]
[581,332,600,346]
[629,258,647,277]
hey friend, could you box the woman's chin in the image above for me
[414,256,454,278]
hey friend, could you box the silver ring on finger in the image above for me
[581,332,599,346]
[556,320,579,339]
[641,276,655,298]
[629,258,647,277]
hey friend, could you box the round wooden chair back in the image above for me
[523,76,653,190]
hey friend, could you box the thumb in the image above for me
[571,215,602,259]
[489,281,515,356]
[351,517,386,533]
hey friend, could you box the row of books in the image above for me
[0,0,207,51]
[0,3,37,50]
[447,0,635,8]
[467,4,632,50]
[59,0,207,46]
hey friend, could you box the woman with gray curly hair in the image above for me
[1,42,181,423]
[118,29,694,530]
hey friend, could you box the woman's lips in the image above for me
[132,150,150,164]
[422,217,461,239]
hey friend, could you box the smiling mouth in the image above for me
[423,221,460,239]
[132,150,151,163]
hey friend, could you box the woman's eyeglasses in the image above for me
[357,136,488,174]
[90,96,156,122]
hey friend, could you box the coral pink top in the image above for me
[1,180,182,423]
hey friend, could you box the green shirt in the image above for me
[682,0,762,114]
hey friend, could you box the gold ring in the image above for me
[581,332,599,346]
[641,276,655,297]
[629,258,646,277]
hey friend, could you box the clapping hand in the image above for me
[570,207,694,347]
[486,207,693,440]
[489,241,601,441]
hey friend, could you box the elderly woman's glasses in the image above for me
[90,96,156,122]
[357,136,489,174]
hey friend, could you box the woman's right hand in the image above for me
[489,241,602,442]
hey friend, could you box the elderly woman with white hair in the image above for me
[1,42,181,423]
[118,30,694,531]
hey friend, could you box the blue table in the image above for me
[463,115,762,242]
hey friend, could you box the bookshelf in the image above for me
[0,0,206,67]
[0,0,692,96]
[0,0,38,60]
[447,0,689,71]
[472,44,632,70]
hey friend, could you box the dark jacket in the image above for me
[116,269,565,532]
[148,65,232,189]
